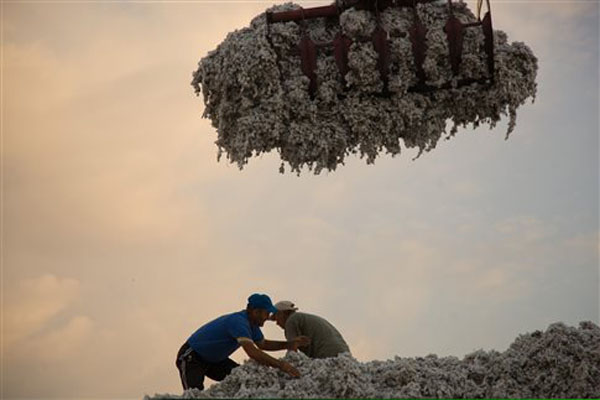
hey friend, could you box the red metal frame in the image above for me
[266,0,495,97]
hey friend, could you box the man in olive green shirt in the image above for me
[271,300,351,359]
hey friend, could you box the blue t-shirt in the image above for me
[187,310,264,362]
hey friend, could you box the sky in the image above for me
[1,0,598,398]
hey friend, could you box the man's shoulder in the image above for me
[224,310,257,338]
[292,312,330,327]
[292,311,317,320]
[230,310,262,339]
[225,310,250,325]
[286,311,308,325]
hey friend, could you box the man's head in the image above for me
[271,300,298,329]
[246,293,278,327]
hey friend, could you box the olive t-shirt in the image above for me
[284,311,350,358]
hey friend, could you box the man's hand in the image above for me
[241,340,300,377]
[279,361,301,377]
[287,336,311,351]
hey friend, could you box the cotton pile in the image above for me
[147,321,599,399]
[192,1,537,174]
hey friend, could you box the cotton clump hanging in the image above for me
[192,0,538,174]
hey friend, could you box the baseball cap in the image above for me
[247,293,278,314]
[274,300,299,312]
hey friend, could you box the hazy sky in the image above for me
[1,0,598,398]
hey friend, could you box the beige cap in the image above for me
[274,300,298,312]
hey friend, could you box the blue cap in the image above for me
[247,293,278,314]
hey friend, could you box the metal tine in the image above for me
[372,0,391,96]
[457,0,494,84]
[331,0,352,89]
[481,0,495,84]
[409,0,428,87]
[297,8,319,98]
[444,0,465,76]
[333,32,353,88]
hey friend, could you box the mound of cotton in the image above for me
[146,322,599,399]
[192,1,537,174]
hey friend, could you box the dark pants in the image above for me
[175,342,239,390]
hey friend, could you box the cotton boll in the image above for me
[340,9,376,39]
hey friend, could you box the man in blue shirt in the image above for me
[176,293,310,391]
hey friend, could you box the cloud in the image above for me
[337,238,437,353]
[494,215,557,243]
[24,316,95,361]
[2,33,205,254]
[3,274,81,347]
[563,231,600,254]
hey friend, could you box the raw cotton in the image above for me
[192,1,538,174]
[147,321,600,399]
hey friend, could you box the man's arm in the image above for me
[284,318,306,347]
[256,337,311,352]
[238,339,300,377]
[256,339,288,351]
